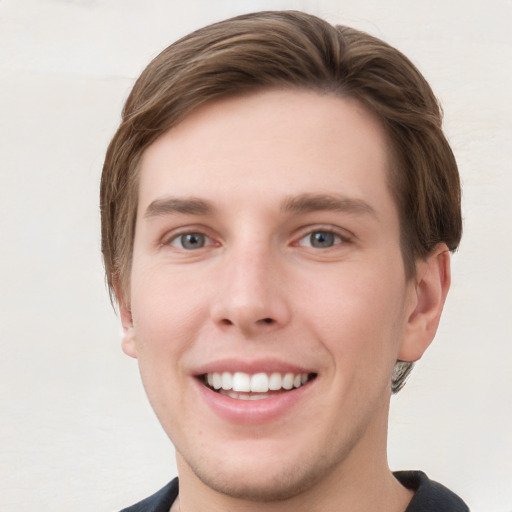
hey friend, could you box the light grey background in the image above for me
[0,0,511,511]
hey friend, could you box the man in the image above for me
[101,10,468,512]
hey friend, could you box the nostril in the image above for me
[216,316,277,329]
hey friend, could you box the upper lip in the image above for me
[193,358,315,377]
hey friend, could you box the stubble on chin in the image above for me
[179,443,352,504]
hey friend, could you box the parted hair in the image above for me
[100,10,462,393]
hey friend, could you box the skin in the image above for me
[120,89,450,512]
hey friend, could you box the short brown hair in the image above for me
[100,10,462,392]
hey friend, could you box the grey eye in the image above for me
[309,231,336,248]
[298,230,343,249]
[176,233,206,250]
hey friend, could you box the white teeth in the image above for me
[225,390,270,400]
[268,372,282,390]
[232,372,251,392]
[212,373,222,390]
[205,371,312,394]
[221,372,232,390]
[282,373,294,390]
[250,373,269,392]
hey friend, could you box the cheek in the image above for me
[300,264,407,370]
[129,271,201,419]
[130,265,211,359]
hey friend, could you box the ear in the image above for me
[398,244,451,362]
[115,281,138,359]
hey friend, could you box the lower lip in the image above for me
[193,378,313,425]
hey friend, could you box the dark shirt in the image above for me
[395,471,469,511]
[120,471,469,511]
[120,479,178,512]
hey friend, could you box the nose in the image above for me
[210,245,291,337]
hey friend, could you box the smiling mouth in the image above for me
[201,371,317,400]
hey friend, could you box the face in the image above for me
[122,89,422,501]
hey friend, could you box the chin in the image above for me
[192,463,322,502]
[180,440,349,503]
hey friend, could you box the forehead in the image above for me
[137,89,395,220]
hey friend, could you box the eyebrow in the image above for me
[143,193,377,219]
[144,197,213,218]
[281,193,377,217]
